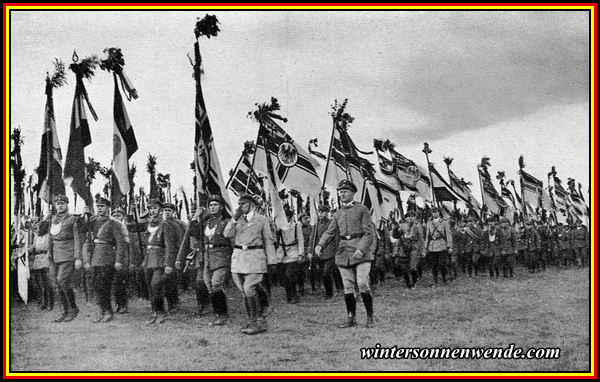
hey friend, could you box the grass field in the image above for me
[8,265,591,374]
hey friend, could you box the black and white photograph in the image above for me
[7,5,593,375]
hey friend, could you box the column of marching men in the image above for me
[16,179,590,333]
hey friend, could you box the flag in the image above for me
[376,177,399,224]
[519,169,543,212]
[226,150,266,199]
[253,117,322,197]
[63,67,97,208]
[478,165,508,216]
[111,73,138,207]
[323,121,352,190]
[36,80,66,203]
[447,167,481,210]
[429,164,464,202]
[193,40,232,214]
[388,148,432,201]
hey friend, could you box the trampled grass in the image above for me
[8,266,591,374]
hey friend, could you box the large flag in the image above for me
[63,64,97,208]
[478,165,508,216]
[447,167,481,211]
[36,78,66,203]
[226,150,266,199]
[253,116,322,197]
[519,169,543,212]
[388,148,432,201]
[323,121,352,190]
[567,179,589,226]
[192,40,232,213]
[429,164,464,202]
[111,73,138,207]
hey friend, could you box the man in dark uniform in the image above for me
[524,220,541,273]
[126,209,149,300]
[224,193,277,335]
[110,207,131,314]
[299,213,319,296]
[463,218,483,278]
[499,217,518,279]
[535,220,550,271]
[48,195,82,323]
[391,211,423,289]
[83,197,127,323]
[144,199,179,324]
[308,204,338,299]
[556,223,572,267]
[423,207,453,287]
[276,208,305,304]
[482,216,504,280]
[372,224,392,288]
[162,202,186,313]
[571,218,589,267]
[315,180,376,329]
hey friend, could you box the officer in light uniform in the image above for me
[423,207,453,287]
[224,193,277,335]
[48,195,82,323]
[315,180,376,329]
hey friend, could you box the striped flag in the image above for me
[478,165,508,216]
[389,148,432,201]
[519,169,543,212]
[226,150,266,199]
[192,40,232,214]
[63,69,96,208]
[111,73,138,207]
[429,164,463,202]
[36,80,66,202]
[253,117,322,197]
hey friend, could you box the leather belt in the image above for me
[94,239,115,245]
[280,241,298,247]
[340,233,364,240]
[234,245,264,250]
[36,251,48,255]
[52,238,73,242]
[147,245,164,249]
[206,244,231,249]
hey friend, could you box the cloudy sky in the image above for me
[9,9,591,211]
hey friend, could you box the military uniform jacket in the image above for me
[424,218,453,253]
[49,212,82,263]
[499,226,518,254]
[83,215,128,267]
[177,219,203,267]
[453,229,467,255]
[571,226,589,249]
[276,222,305,264]
[317,202,375,268]
[482,227,504,257]
[537,226,550,250]
[524,228,541,252]
[463,225,482,253]
[308,217,337,260]
[203,214,234,271]
[143,218,180,269]
[392,223,424,257]
[224,213,277,274]
[557,228,572,250]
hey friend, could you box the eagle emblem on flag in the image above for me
[277,141,298,168]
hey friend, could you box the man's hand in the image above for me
[74,259,82,269]
[233,207,244,221]
[447,247,453,254]
[175,261,182,270]
[84,262,91,270]
[314,245,322,256]
[165,266,173,275]
[307,253,314,262]
[193,207,205,221]
[351,249,364,259]
[115,262,123,271]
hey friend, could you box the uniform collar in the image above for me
[244,210,255,222]
[341,201,355,208]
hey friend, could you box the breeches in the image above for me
[338,262,371,294]
[232,272,263,298]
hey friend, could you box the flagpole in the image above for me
[518,161,528,220]
[245,129,262,193]
[477,165,486,221]
[45,78,54,213]
[320,118,337,205]
[422,142,436,206]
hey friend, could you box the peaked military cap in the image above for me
[238,193,255,205]
[111,208,125,216]
[162,202,176,210]
[337,179,357,193]
[207,194,225,206]
[317,204,330,212]
[54,195,69,204]
[148,199,163,208]
[96,197,110,206]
